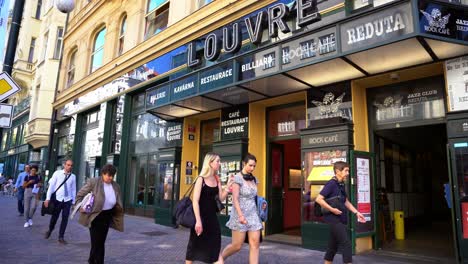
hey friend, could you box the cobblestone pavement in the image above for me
[0,195,450,263]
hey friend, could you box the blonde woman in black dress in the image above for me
[186,153,232,264]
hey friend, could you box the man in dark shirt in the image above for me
[316,161,366,264]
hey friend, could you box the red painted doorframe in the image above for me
[274,139,301,231]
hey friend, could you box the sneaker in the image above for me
[24,222,29,228]
[44,230,51,239]
[28,219,33,226]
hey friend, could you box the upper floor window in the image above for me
[118,16,126,56]
[198,0,213,8]
[35,0,42,19]
[67,50,76,88]
[28,38,36,63]
[144,1,169,40]
[54,27,64,59]
[90,27,106,73]
[40,32,48,62]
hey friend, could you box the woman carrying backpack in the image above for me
[185,153,232,264]
[222,153,263,264]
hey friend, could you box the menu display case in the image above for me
[155,147,181,227]
[300,120,354,250]
[213,138,248,236]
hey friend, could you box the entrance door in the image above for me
[374,124,455,261]
[129,154,156,217]
[268,143,284,234]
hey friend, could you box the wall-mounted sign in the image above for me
[199,63,234,93]
[282,27,338,70]
[445,55,468,111]
[170,74,198,101]
[307,82,352,125]
[0,72,21,101]
[147,84,170,108]
[369,76,445,126]
[166,123,182,145]
[221,104,249,140]
[187,0,323,67]
[0,103,13,128]
[302,131,350,148]
[238,47,279,81]
[340,2,414,52]
[419,0,468,42]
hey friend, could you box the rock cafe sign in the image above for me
[187,0,322,68]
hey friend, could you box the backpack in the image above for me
[257,196,268,222]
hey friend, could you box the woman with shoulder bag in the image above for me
[222,153,263,264]
[185,153,233,264]
[75,164,124,264]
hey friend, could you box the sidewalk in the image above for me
[0,195,445,263]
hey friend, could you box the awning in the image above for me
[146,0,468,120]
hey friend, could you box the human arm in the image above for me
[345,199,366,223]
[316,194,342,215]
[71,175,77,204]
[14,174,23,189]
[75,178,94,206]
[192,177,204,236]
[44,172,58,207]
[218,175,233,201]
[231,176,247,225]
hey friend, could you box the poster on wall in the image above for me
[356,158,372,221]
[307,82,352,126]
[445,56,468,111]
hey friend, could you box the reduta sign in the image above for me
[188,0,322,67]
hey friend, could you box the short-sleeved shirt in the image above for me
[319,178,348,224]
[24,175,40,189]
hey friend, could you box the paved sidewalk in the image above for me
[0,195,448,263]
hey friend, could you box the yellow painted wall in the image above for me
[248,103,266,197]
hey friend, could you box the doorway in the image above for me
[374,124,455,261]
[266,139,302,245]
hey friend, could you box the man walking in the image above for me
[14,165,30,216]
[44,159,76,244]
[315,161,366,264]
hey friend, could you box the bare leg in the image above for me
[324,261,333,264]
[248,230,260,264]
[222,230,246,260]
[214,253,224,264]
[185,260,192,264]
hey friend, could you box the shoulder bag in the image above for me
[173,177,199,228]
[41,174,71,216]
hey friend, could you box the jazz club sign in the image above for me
[187,0,322,68]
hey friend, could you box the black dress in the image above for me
[185,179,221,263]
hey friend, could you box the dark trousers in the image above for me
[89,210,113,264]
[49,200,72,238]
[17,187,24,214]
[324,222,352,263]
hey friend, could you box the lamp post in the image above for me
[56,0,75,13]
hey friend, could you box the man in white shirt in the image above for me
[44,159,77,244]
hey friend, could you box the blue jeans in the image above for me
[48,200,72,239]
[17,187,24,214]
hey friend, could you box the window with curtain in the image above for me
[144,1,169,40]
[118,16,126,56]
[28,38,36,63]
[40,32,48,62]
[66,50,76,88]
[53,27,64,59]
[90,27,106,73]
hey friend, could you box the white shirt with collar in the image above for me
[46,169,77,203]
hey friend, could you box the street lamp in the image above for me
[56,0,75,13]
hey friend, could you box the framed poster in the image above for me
[288,168,302,190]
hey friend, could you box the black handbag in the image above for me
[215,194,225,213]
[41,174,71,216]
[173,177,199,228]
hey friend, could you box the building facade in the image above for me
[1,0,66,179]
[51,0,468,262]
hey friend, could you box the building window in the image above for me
[35,0,42,19]
[144,1,169,40]
[90,27,106,73]
[28,38,36,63]
[198,0,213,9]
[53,27,64,59]
[40,32,48,62]
[118,16,126,56]
[66,50,76,88]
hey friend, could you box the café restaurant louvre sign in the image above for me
[187,0,322,67]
